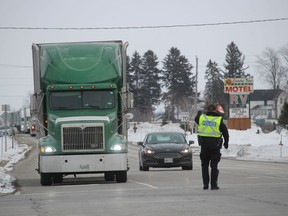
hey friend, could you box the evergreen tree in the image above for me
[278,102,288,129]
[162,47,195,121]
[129,51,143,121]
[224,42,247,77]
[204,60,226,107]
[137,50,162,121]
[126,55,133,91]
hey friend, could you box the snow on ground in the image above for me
[128,122,288,163]
[1,122,288,195]
[0,136,31,195]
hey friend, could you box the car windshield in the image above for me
[146,133,185,144]
[50,90,115,110]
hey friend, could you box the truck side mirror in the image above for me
[125,113,133,120]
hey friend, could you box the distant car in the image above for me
[137,131,194,171]
[0,131,3,137]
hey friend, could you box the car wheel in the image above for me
[139,162,143,171]
[143,163,149,171]
[182,163,193,170]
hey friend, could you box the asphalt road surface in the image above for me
[0,134,287,216]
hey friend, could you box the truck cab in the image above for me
[31,41,133,185]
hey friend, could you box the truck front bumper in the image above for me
[39,153,128,173]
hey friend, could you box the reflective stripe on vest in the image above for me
[198,114,222,138]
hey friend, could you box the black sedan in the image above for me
[137,131,194,171]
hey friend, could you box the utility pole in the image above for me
[2,104,10,151]
[11,112,15,149]
[194,56,198,117]
[24,107,27,133]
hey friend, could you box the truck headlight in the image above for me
[40,146,57,153]
[110,144,127,151]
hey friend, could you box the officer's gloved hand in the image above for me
[224,142,228,149]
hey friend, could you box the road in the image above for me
[0,134,287,216]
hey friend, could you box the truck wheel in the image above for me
[104,172,115,181]
[53,174,63,183]
[115,171,127,183]
[40,173,52,186]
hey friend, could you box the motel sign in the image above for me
[224,77,254,94]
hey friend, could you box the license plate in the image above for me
[164,158,173,163]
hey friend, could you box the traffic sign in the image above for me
[180,112,189,122]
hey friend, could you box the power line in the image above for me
[0,17,287,30]
[0,63,32,68]
[0,59,272,70]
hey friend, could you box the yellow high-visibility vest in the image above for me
[198,114,222,138]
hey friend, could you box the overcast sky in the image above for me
[0,0,288,113]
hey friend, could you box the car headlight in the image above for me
[181,148,190,154]
[110,144,127,151]
[144,148,155,154]
[40,146,57,153]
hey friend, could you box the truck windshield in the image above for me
[50,90,115,110]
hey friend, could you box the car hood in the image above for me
[146,143,187,151]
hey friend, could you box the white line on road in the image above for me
[129,180,158,189]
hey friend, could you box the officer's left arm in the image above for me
[220,120,229,144]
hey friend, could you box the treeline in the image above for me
[126,41,288,125]
[127,47,195,122]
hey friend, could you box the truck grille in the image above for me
[62,124,104,151]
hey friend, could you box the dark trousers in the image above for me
[200,144,221,187]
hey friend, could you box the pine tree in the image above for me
[278,102,288,129]
[224,42,247,77]
[138,50,162,121]
[162,47,194,121]
[126,55,133,91]
[204,60,226,107]
[129,51,143,121]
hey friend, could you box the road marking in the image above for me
[129,180,158,189]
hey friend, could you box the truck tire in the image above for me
[53,174,63,183]
[115,171,127,183]
[104,172,115,181]
[40,173,52,186]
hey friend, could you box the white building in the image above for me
[250,89,288,119]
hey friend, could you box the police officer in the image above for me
[195,104,229,190]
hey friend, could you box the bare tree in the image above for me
[279,44,288,92]
[256,47,285,89]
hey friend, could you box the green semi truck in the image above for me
[30,41,133,185]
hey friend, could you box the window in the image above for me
[146,133,186,144]
[50,90,115,110]
[50,92,82,109]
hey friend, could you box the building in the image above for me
[250,89,288,119]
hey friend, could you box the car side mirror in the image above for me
[137,141,144,146]
[189,140,194,145]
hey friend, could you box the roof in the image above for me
[250,89,283,101]
[146,131,184,135]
